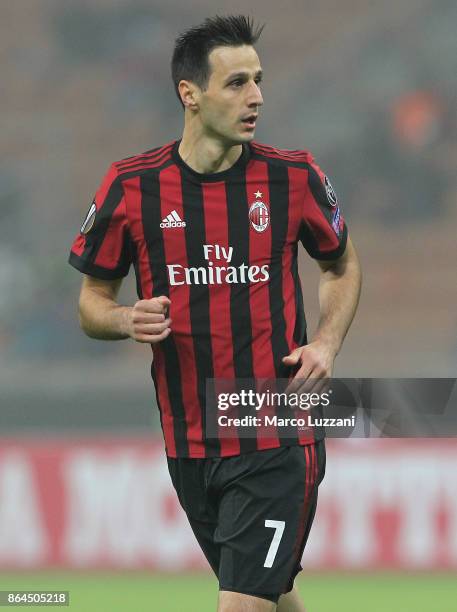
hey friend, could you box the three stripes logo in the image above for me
[160,210,186,228]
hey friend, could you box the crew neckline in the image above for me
[172,139,250,182]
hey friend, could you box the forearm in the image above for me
[79,288,132,340]
[313,244,362,355]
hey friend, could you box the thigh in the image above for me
[213,442,325,602]
[167,456,221,575]
[218,590,276,611]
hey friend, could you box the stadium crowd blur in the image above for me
[1,0,456,429]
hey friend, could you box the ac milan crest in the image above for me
[249,200,270,233]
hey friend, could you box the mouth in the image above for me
[241,114,258,129]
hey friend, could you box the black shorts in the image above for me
[167,441,326,604]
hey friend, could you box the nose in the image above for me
[247,80,263,108]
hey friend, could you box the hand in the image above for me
[282,341,336,395]
[127,296,172,344]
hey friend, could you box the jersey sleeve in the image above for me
[298,157,348,260]
[68,164,132,279]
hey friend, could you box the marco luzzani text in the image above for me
[216,389,355,429]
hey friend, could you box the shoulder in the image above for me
[250,141,315,167]
[110,141,176,180]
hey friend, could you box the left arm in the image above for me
[283,236,361,391]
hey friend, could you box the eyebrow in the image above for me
[224,70,263,83]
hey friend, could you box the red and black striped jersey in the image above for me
[69,140,348,458]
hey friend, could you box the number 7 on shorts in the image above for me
[263,520,285,568]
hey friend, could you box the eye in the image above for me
[230,79,243,88]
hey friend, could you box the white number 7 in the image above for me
[263,520,285,568]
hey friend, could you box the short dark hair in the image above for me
[171,15,264,107]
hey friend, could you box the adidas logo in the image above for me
[160,210,186,228]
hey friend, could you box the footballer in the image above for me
[69,15,361,612]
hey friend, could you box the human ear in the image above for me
[178,80,200,111]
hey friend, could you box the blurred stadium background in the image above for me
[1,1,456,610]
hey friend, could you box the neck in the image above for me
[178,114,243,174]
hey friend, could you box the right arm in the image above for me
[78,275,171,343]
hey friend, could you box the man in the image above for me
[69,15,361,612]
